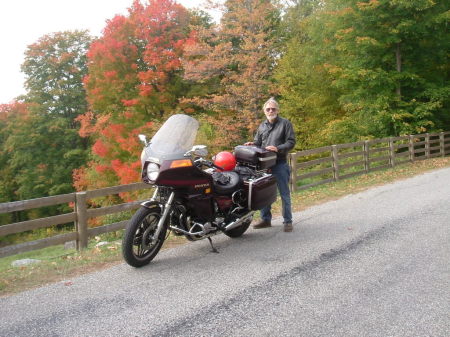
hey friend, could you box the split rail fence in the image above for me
[0,183,149,258]
[289,132,450,191]
[0,131,449,258]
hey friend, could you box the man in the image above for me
[245,97,296,232]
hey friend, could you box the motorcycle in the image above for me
[122,114,278,267]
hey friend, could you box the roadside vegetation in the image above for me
[1,156,449,297]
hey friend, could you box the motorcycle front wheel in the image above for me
[122,206,167,268]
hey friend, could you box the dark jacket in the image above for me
[253,116,296,162]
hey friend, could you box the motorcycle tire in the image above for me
[224,219,251,238]
[122,206,167,268]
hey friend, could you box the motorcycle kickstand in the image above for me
[207,237,219,253]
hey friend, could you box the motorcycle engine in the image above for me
[170,204,188,236]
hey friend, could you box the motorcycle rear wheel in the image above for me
[224,219,251,238]
[122,206,167,268]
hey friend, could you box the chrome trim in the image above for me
[151,187,159,201]
[169,222,216,237]
[224,211,255,232]
[259,156,276,162]
[248,180,253,210]
[150,192,174,243]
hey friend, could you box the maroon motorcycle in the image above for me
[122,114,277,267]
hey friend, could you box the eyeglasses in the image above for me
[265,108,277,112]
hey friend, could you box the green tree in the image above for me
[275,0,336,149]
[17,30,92,198]
[0,103,27,203]
[277,0,450,145]
[22,30,92,122]
[0,103,28,225]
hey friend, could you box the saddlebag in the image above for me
[244,174,277,210]
[234,145,276,170]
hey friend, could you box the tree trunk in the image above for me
[396,42,402,98]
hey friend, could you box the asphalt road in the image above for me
[1,167,449,337]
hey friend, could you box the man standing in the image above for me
[245,97,296,232]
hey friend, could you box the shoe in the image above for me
[253,220,271,229]
[283,222,293,232]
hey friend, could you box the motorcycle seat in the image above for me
[212,171,241,195]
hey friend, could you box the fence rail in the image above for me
[1,132,449,258]
[0,182,150,257]
[289,132,450,191]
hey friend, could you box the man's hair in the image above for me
[263,97,279,111]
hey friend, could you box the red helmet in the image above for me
[213,151,236,171]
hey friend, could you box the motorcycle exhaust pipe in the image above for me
[223,211,255,232]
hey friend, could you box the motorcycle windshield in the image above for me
[142,114,199,162]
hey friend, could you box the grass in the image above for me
[1,156,449,297]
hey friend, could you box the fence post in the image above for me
[440,132,445,157]
[332,145,339,181]
[289,153,297,192]
[389,137,395,168]
[425,133,430,159]
[363,140,370,173]
[409,135,414,162]
[75,192,88,250]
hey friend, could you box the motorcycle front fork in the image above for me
[147,188,175,243]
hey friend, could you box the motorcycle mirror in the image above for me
[138,134,149,146]
[191,145,208,157]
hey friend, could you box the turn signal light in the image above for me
[169,159,193,168]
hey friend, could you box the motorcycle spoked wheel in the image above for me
[224,218,252,238]
[122,206,168,268]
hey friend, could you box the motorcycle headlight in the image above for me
[146,162,160,182]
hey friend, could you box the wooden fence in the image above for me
[0,131,449,258]
[0,183,150,258]
[289,132,450,191]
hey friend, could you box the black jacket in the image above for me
[253,116,296,162]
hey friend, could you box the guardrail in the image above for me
[1,131,449,258]
[289,132,450,191]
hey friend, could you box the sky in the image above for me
[0,0,210,104]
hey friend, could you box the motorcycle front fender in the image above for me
[140,200,163,210]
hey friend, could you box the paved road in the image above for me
[1,167,449,337]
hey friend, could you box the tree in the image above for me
[275,0,337,149]
[22,30,92,122]
[16,30,93,197]
[0,103,28,203]
[76,0,192,191]
[182,0,281,148]
[331,0,448,136]
[278,0,450,145]
[0,102,29,225]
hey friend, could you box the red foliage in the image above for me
[111,159,141,185]
[75,0,190,197]
[0,102,30,121]
[92,139,109,158]
[72,166,89,191]
[76,111,111,138]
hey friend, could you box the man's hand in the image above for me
[244,142,255,146]
[265,145,278,152]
